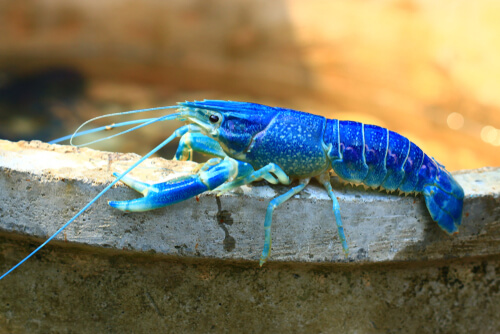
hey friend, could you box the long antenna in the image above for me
[69,105,180,147]
[70,113,181,147]
[50,105,180,145]
[0,125,189,281]
[50,118,159,144]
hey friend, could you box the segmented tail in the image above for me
[322,119,464,233]
[421,160,464,234]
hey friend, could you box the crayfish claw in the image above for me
[112,172,150,195]
[109,158,253,213]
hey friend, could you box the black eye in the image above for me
[209,115,219,123]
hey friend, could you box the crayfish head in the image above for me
[178,100,277,159]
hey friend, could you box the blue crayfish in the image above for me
[0,100,464,279]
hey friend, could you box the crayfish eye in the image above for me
[209,114,219,123]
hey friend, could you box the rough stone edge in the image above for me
[0,139,499,265]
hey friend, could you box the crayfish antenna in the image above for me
[49,118,158,144]
[0,126,187,281]
[50,105,180,146]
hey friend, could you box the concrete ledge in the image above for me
[1,139,499,264]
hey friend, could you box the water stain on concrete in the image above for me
[215,197,236,252]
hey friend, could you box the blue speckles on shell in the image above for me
[246,111,328,178]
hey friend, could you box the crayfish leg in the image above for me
[260,178,310,267]
[174,132,227,161]
[214,162,291,195]
[317,173,349,257]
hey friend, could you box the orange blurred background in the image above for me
[0,0,499,170]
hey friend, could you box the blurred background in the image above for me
[0,0,499,170]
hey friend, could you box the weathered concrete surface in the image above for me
[0,235,499,334]
[0,140,499,264]
[0,139,499,333]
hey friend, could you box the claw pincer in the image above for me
[109,158,254,212]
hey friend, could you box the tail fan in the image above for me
[422,166,464,234]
